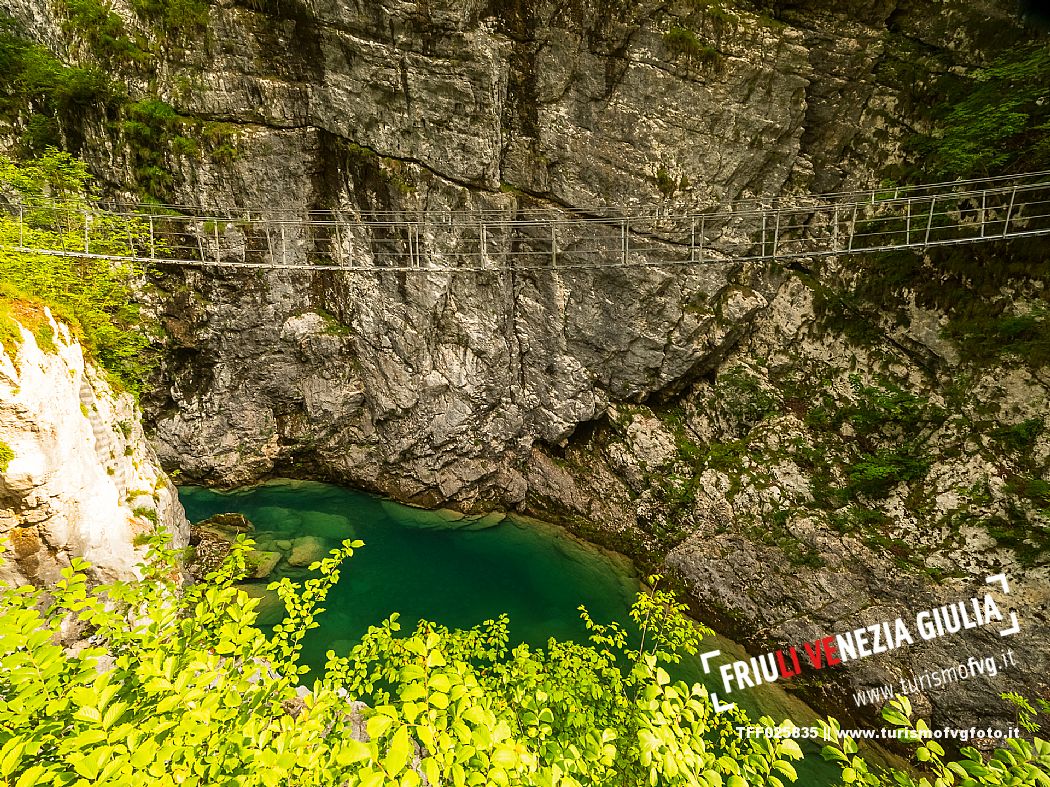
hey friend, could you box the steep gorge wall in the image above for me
[0,0,1023,502]
[1,0,1046,734]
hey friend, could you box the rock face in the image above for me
[0,309,189,585]
[522,274,1050,735]
[3,0,1044,734]
[1,0,1025,504]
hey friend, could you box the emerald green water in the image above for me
[179,479,851,784]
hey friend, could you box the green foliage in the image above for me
[128,0,209,37]
[656,166,678,197]
[663,26,718,64]
[1007,476,1050,508]
[908,44,1050,178]
[131,505,159,526]
[0,18,117,153]
[121,99,186,200]
[1,538,1043,787]
[716,365,780,433]
[944,305,1050,368]
[989,417,1045,454]
[0,536,810,787]
[60,0,148,64]
[983,507,1050,568]
[0,151,155,392]
[1002,692,1050,734]
[0,439,13,472]
[846,449,930,498]
[820,695,1050,786]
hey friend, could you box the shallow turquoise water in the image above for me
[179,479,845,784]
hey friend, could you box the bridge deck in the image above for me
[2,171,1049,273]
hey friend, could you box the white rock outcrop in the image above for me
[0,309,189,586]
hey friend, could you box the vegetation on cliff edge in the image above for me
[0,150,155,392]
[0,535,1046,786]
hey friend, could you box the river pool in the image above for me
[180,479,846,784]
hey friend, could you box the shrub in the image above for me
[663,26,718,64]
[0,17,118,153]
[131,505,159,525]
[847,448,930,497]
[907,44,1050,178]
[989,417,1044,454]
[0,536,1046,786]
[0,537,812,786]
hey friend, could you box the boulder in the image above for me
[187,526,233,580]
[288,535,328,567]
[196,512,254,534]
[246,549,282,579]
[300,511,356,541]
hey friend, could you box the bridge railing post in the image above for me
[772,208,780,262]
[149,215,156,260]
[622,217,629,265]
[690,216,695,264]
[699,216,705,265]
[1002,186,1017,238]
[334,214,345,267]
[831,205,839,253]
[905,198,912,246]
[761,209,767,258]
[923,196,936,248]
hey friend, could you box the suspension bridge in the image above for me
[2,170,1049,273]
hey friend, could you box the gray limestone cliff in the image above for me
[0,309,189,585]
[0,0,1046,736]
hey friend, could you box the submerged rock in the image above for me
[246,549,282,580]
[301,511,356,541]
[288,535,329,567]
[240,584,286,626]
[253,507,304,536]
